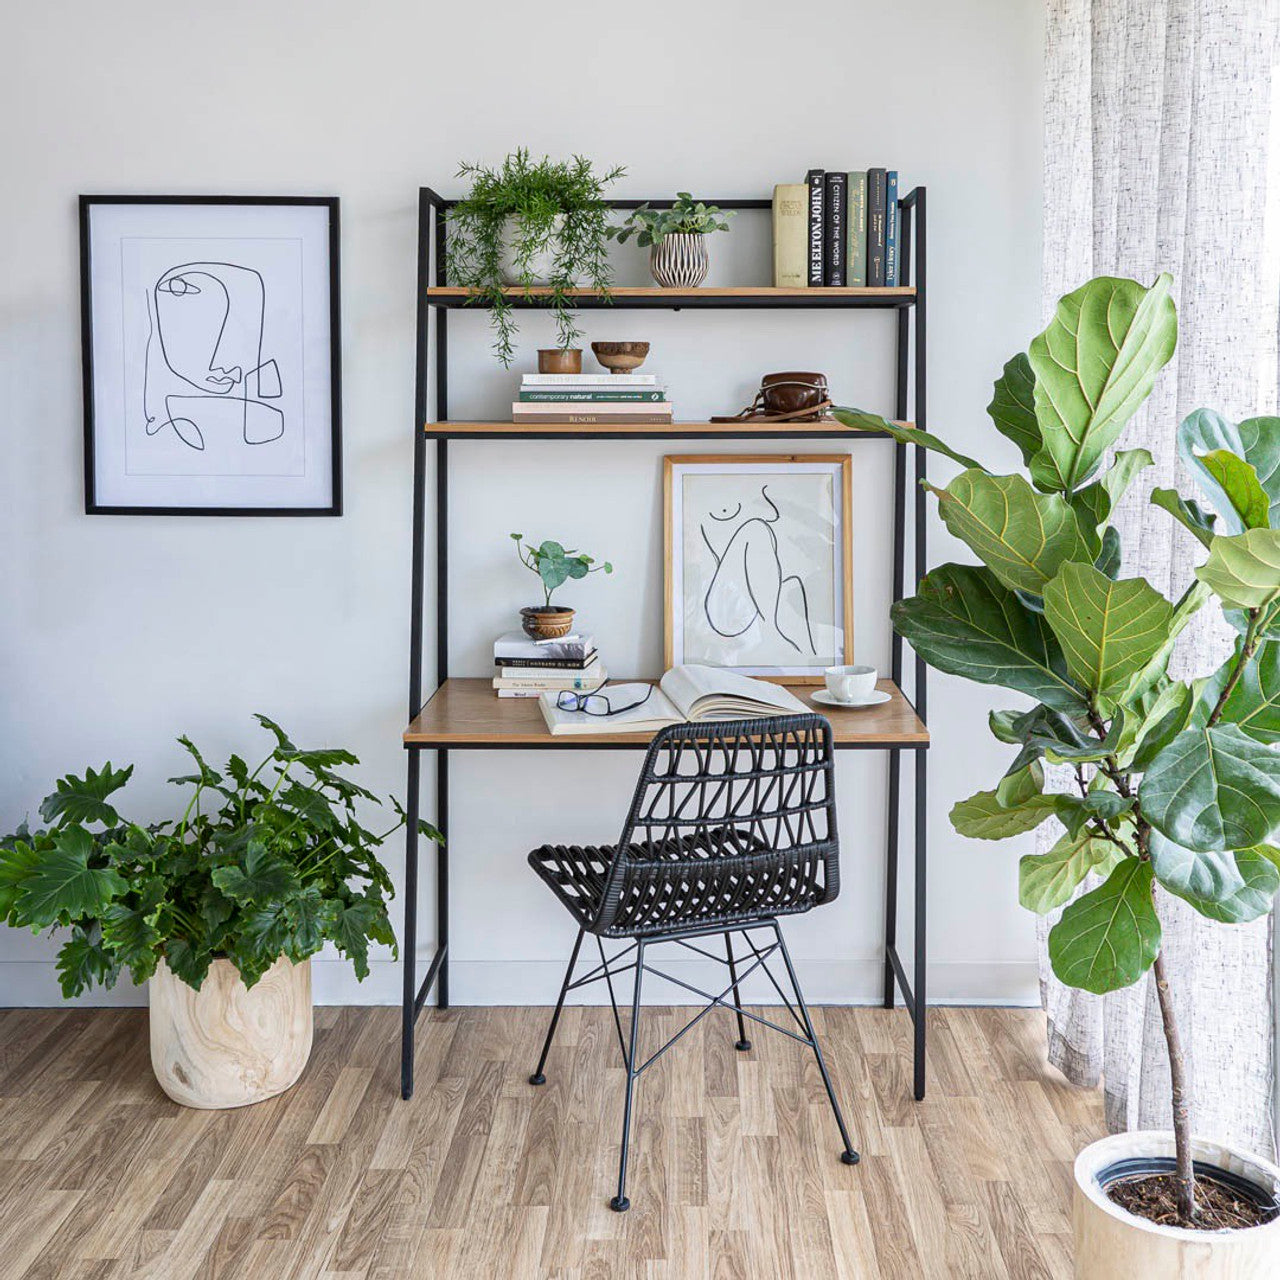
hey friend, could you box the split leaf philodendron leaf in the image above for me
[1019,831,1122,915]
[13,827,128,929]
[830,407,984,472]
[1027,274,1177,493]
[986,353,1040,467]
[1042,562,1175,698]
[1197,450,1271,531]
[951,763,1057,840]
[1178,409,1280,532]
[890,564,1086,711]
[38,764,134,828]
[1151,488,1217,548]
[1146,830,1277,924]
[1049,859,1162,994]
[1141,724,1280,852]
[1195,529,1280,612]
[927,471,1098,595]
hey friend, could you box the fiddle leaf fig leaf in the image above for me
[1141,724,1280,852]
[1116,582,1211,707]
[1197,450,1271,531]
[1193,848,1280,923]
[1178,409,1280,531]
[927,471,1097,595]
[1048,859,1161,994]
[986,353,1040,467]
[1128,680,1196,771]
[1052,790,1135,839]
[988,704,1121,773]
[1200,638,1280,744]
[38,764,133,828]
[1027,274,1177,492]
[891,564,1085,711]
[1150,832,1279,924]
[13,827,128,929]
[1094,526,1122,579]
[831,407,985,471]
[1071,449,1156,532]
[1151,488,1217,548]
[951,764,1057,840]
[1196,529,1280,611]
[1043,563,1174,698]
[1019,831,1123,914]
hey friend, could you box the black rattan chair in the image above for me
[527,713,859,1212]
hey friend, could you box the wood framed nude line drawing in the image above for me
[663,454,854,683]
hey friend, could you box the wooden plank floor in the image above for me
[0,1005,1101,1279]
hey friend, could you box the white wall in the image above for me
[0,0,1045,1006]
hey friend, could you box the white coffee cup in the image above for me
[824,664,877,703]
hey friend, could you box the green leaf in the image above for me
[1141,724,1280,852]
[56,926,119,997]
[1042,563,1174,697]
[1053,790,1135,839]
[892,564,1085,711]
[927,471,1097,595]
[1151,488,1217,548]
[951,764,1057,839]
[1048,859,1161,993]
[1094,526,1122,579]
[1019,831,1123,914]
[211,840,300,905]
[989,704,1117,771]
[1116,582,1212,709]
[1197,451,1271,531]
[1128,680,1195,770]
[1205,638,1280,744]
[1028,274,1177,492]
[329,897,397,980]
[254,714,298,754]
[278,783,339,833]
[1178,409,1280,532]
[164,937,212,990]
[101,903,162,984]
[986,353,1040,466]
[1071,449,1156,531]
[38,764,133,827]
[1150,832,1278,924]
[13,827,128,929]
[1196,529,1280,611]
[283,886,333,961]
[830,407,984,471]
[0,837,42,919]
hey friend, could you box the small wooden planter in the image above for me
[149,955,313,1109]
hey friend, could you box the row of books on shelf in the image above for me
[772,169,904,289]
[513,372,670,425]
[493,629,603,696]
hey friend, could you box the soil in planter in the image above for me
[1107,1172,1279,1231]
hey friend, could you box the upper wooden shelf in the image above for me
[404,678,928,749]
[425,285,916,310]
[423,418,910,440]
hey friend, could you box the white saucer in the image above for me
[811,689,891,709]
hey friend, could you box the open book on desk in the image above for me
[538,664,808,736]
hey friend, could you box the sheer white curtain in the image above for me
[1041,0,1280,1156]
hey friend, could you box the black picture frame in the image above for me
[79,194,342,516]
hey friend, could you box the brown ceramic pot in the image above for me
[537,348,582,375]
[521,605,575,639]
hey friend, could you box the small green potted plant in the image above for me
[447,149,624,366]
[836,274,1280,1272]
[0,716,440,1109]
[608,193,734,288]
[511,533,612,639]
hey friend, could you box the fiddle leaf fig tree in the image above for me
[834,273,1280,1227]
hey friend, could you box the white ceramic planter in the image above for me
[149,955,313,1109]
[497,215,564,285]
[1073,1131,1280,1278]
[649,232,710,288]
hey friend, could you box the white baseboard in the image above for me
[0,957,1041,1008]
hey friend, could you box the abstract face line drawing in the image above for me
[143,261,284,451]
[699,484,817,655]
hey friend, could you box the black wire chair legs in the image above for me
[610,939,646,1213]
[529,927,585,1086]
[724,932,752,1052]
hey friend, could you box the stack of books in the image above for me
[772,169,903,289]
[493,630,605,698]
[513,372,671,426]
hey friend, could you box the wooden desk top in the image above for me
[404,678,928,749]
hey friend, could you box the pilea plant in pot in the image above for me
[511,533,612,639]
[607,193,734,289]
[836,274,1280,1274]
[0,716,441,1110]
[447,149,624,366]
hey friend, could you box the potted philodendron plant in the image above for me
[446,149,624,366]
[511,533,612,639]
[836,274,1280,1274]
[607,193,734,288]
[0,716,441,1109]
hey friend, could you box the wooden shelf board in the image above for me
[404,678,928,748]
[426,285,916,309]
[423,418,911,440]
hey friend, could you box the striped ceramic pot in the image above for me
[649,232,710,288]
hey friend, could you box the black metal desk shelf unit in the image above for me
[401,188,931,1100]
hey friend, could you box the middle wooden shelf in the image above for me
[423,418,911,440]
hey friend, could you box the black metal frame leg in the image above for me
[529,927,585,1086]
[400,749,421,1100]
[611,938,646,1213]
[724,932,751,1052]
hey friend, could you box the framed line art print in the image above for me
[79,195,341,515]
[664,454,854,683]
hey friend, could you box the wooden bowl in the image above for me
[591,341,650,375]
[521,605,576,640]
[538,348,582,374]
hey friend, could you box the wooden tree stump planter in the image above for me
[149,955,313,1109]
